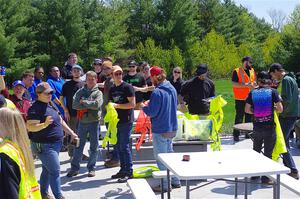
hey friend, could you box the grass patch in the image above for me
[215,79,235,135]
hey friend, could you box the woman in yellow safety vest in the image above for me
[0,107,41,199]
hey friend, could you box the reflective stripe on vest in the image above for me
[0,140,41,199]
[233,67,256,100]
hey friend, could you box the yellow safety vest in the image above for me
[102,103,119,148]
[0,140,41,199]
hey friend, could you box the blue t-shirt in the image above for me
[47,76,65,115]
[27,100,64,143]
[28,79,42,101]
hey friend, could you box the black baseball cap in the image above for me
[196,64,208,76]
[257,71,271,80]
[269,63,284,73]
[242,56,252,63]
[128,61,138,67]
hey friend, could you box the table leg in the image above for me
[244,177,248,199]
[186,180,190,199]
[235,177,238,199]
[167,169,171,199]
[161,178,164,199]
[275,174,280,199]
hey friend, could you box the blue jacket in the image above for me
[143,81,178,134]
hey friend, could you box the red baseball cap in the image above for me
[150,66,162,77]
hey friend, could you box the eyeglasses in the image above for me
[174,71,181,74]
[114,72,123,76]
[128,65,136,68]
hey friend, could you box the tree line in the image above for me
[0,0,300,81]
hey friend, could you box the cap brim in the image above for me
[13,84,26,88]
[113,69,123,73]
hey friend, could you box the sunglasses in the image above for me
[114,72,123,76]
[128,65,136,68]
[174,71,181,74]
[43,91,53,95]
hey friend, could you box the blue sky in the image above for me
[234,0,300,23]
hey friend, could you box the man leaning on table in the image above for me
[141,66,181,192]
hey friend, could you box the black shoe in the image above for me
[66,170,79,177]
[171,183,181,189]
[111,172,126,179]
[117,174,133,183]
[261,177,273,185]
[250,176,260,181]
[233,136,240,142]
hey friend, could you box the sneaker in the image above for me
[111,172,126,179]
[104,159,120,168]
[82,154,89,161]
[88,170,95,177]
[261,177,273,185]
[288,172,299,180]
[171,183,181,189]
[66,170,79,177]
[42,194,54,199]
[117,174,133,183]
[152,185,171,193]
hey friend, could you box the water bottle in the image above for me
[0,66,6,76]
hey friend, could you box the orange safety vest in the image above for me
[232,67,256,100]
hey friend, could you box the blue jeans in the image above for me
[279,117,298,173]
[31,141,63,199]
[116,122,133,175]
[152,133,181,188]
[71,121,100,172]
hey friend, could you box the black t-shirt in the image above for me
[27,101,64,143]
[109,82,135,123]
[61,80,85,117]
[246,87,281,127]
[0,153,20,199]
[168,77,184,95]
[123,73,146,103]
[232,69,250,82]
[143,77,153,101]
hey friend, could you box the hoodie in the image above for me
[72,84,103,123]
[143,81,178,134]
[280,73,299,118]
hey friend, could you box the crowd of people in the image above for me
[0,52,300,198]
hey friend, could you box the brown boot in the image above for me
[104,159,120,168]
[42,194,54,199]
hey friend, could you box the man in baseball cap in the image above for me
[181,64,215,115]
[142,66,181,192]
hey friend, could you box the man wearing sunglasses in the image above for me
[232,56,257,142]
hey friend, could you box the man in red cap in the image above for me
[142,66,181,192]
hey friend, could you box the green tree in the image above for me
[31,0,85,67]
[154,0,199,51]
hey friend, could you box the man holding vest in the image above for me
[232,56,257,141]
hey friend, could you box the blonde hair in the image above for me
[173,66,182,79]
[0,108,35,176]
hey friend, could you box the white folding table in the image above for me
[158,149,290,199]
